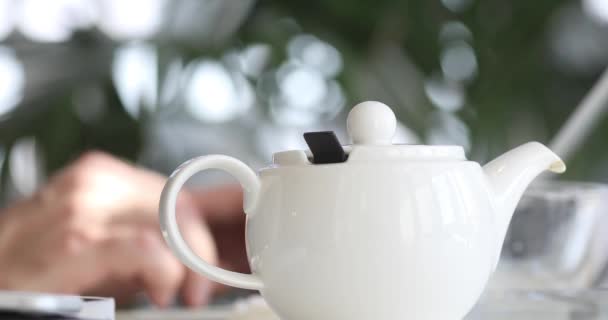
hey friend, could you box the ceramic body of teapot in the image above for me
[159,101,565,320]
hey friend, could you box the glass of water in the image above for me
[467,289,608,320]
[488,181,608,290]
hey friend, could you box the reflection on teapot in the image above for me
[159,101,565,320]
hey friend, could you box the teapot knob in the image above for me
[347,101,396,145]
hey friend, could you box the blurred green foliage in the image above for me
[1,0,607,192]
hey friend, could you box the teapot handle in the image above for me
[159,155,263,290]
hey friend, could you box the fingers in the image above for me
[182,270,214,307]
[208,218,250,274]
[186,185,250,300]
[42,228,186,307]
[2,152,232,307]
[19,152,238,307]
[83,277,142,307]
[177,211,219,307]
[96,229,185,307]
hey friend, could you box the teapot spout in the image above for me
[483,142,565,266]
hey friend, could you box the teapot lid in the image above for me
[272,101,466,166]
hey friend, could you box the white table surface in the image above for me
[115,290,608,320]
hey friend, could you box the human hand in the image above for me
[0,151,247,307]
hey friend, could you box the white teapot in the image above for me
[159,101,565,320]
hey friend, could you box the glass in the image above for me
[467,289,608,320]
[489,181,608,290]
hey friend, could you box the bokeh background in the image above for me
[0,0,607,204]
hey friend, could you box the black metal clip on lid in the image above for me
[303,131,348,164]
